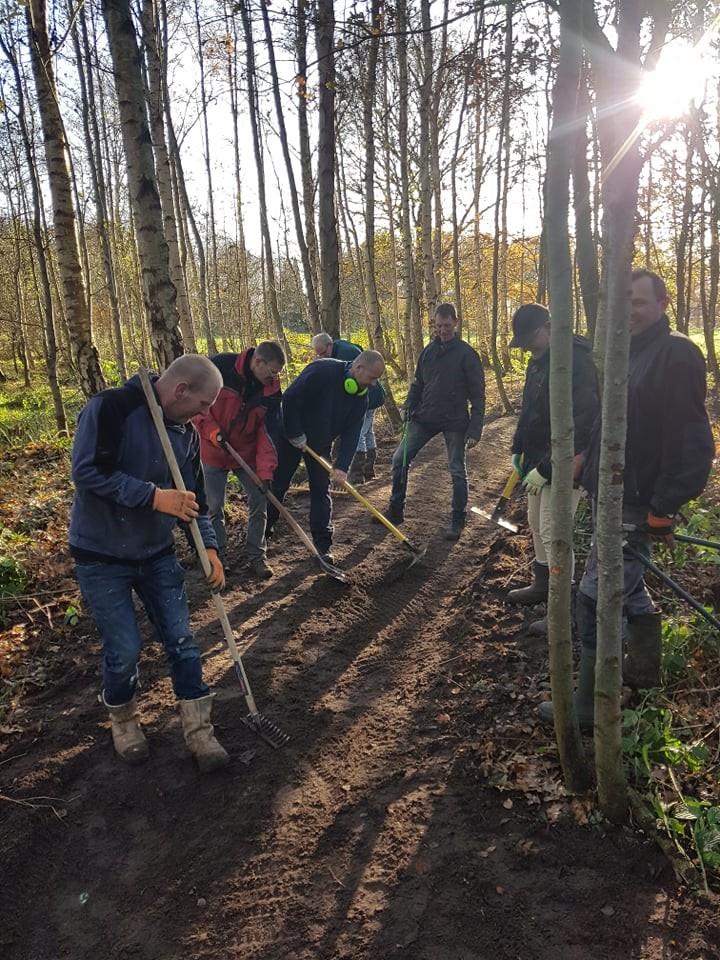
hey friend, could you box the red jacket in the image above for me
[194,350,280,480]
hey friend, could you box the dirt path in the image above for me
[1,418,718,959]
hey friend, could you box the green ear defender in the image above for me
[344,376,367,396]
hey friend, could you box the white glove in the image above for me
[288,434,307,449]
[522,467,548,495]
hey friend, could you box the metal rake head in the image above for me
[243,712,290,749]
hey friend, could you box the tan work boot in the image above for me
[179,696,229,773]
[103,693,149,765]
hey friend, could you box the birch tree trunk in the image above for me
[260,0,320,332]
[26,0,105,396]
[315,0,341,335]
[296,0,321,321]
[102,0,183,369]
[544,0,590,792]
[142,0,196,352]
[361,0,384,352]
[589,0,649,823]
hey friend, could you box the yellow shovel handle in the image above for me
[303,444,409,545]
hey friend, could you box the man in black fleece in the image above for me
[384,303,485,541]
[540,269,714,729]
[507,303,600,635]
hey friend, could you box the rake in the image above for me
[217,435,347,582]
[139,367,289,749]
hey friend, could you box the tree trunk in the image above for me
[361,0,384,353]
[26,0,105,396]
[544,0,590,793]
[572,73,599,339]
[315,0,341,335]
[296,0,321,324]
[142,0,196,352]
[102,0,183,369]
[260,0,320,332]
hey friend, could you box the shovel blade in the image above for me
[470,505,518,533]
[405,541,428,568]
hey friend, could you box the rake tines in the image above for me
[243,712,290,749]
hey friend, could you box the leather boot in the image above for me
[104,693,149,765]
[347,451,366,484]
[508,560,549,605]
[623,612,662,689]
[179,696,229,773]
[445,510,467,541]
[537,645,596,732]
[364,448,378,481]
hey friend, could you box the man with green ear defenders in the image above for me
[312,333,386,482]
[266,350,386,563]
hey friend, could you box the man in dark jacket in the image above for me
[312,332,386,483]
[384,303,485,540]
[194,341,285,579]
[70,355,229,772]
[266,350,386,563]
[507,304,600,634]
[540,269,715,729]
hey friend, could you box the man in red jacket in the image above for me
[195,341,285,578]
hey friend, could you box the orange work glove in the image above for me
[646,511,675,547]
[205,548,225,590]
[152,488,199,522]
[573,453,585,480]
[209,429,227,448]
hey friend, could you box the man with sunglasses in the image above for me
[195,341,286,579]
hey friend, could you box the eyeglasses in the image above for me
[257,358,283,377]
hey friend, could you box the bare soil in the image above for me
[2,417,719,960]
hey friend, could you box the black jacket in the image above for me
[582,316,714,515]
[406,335,485,438]
[511,335,599,479]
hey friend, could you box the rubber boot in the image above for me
[537,645,596,732]
[508,560,549,605]
[623,612,662,689]
[104,693,149,765]
[179,696,229,773]
[364,448,378,481]
[445,510,467,541]
[347,451,366,484]
[528,616,547,636]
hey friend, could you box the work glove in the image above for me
[209,428,227,448]
[401,408,414,423]
[152,488,199,522]
[646,511,675,547]
[205,547,225,590]
[466,436,480,450]
[288,434,307,449]
[573,453,585,481]
[511,453,523,477]
[522,467,548,496]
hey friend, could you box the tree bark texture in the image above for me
[102,0,183,369]
[26,0,105,397]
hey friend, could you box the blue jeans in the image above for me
[75,553,209,706]
[356,409,377,452]
[267,436,333,552]
[389,421,468,513]
[204,464,268,560]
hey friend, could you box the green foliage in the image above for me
[0,381,84,447]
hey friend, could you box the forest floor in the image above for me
[1,415,720,960]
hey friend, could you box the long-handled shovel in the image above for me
[216,435,347,583]
[470,467,521,533]
[138,368,289,749]
[623,541,720,632]
[303,443,427,567]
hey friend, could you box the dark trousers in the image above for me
[266,437,333,552]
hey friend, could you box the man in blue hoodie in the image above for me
[69,354,228,773]
[266,349,385,563]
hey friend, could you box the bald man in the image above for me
[70,355,229,773]
[267,350,386,563]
